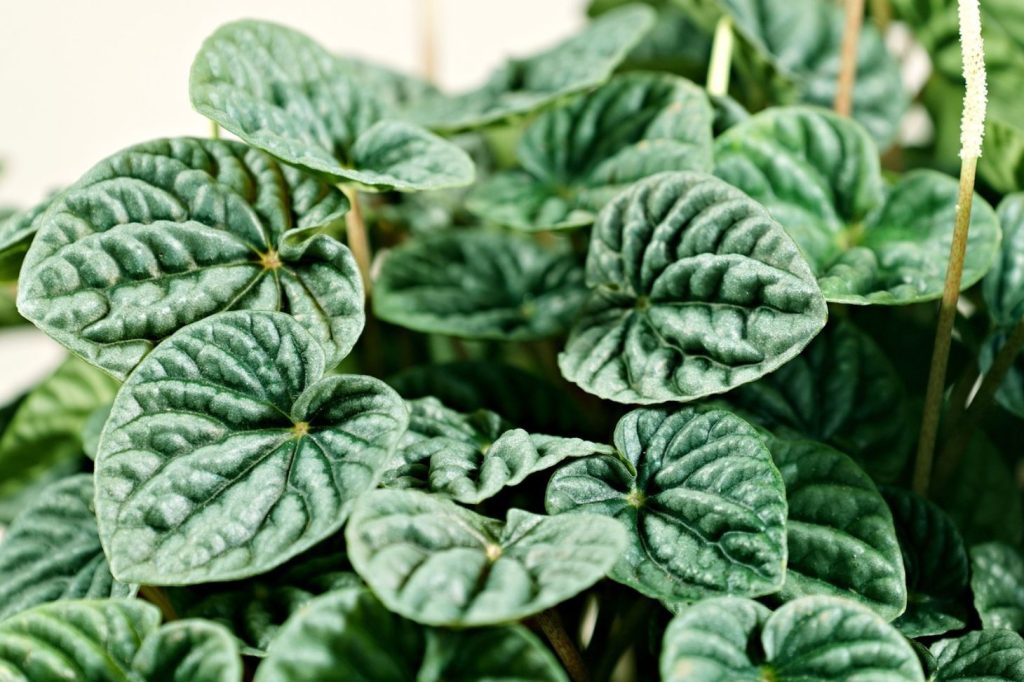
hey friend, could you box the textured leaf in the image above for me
[95,311,409,584]
[660,595,925,681]
[546,407,787,602]
[374,230,587,340]
[559,171,827,403]
[979,330,1024,420]
[131,619,242,682]
[882,486,970,637]
[729,319,912,482]
[0,475,133,621]
[589,0,712,77]
[255,587,568,682]
[931,630,1024,682]
[716,108,1000,304]
[405,5,655,132]
[17,137,364,379]
[468,73,714,231]
[971,543,1024,634]
[190,20,473,190]
[984,194,1024,326]
[82,403,113,461]
[384,397,612,504]
[346,489,625,626]
[335,55,438,110]
[0,197,52,281]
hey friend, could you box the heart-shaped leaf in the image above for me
[374,230,587,341]
[255,587,568,682]
[0,475,134,621]
[468,73,714,231]
[971,543,1024,634]
[16,137,364,380]
[346,488,626,626]
[190,20,473,190]
[715,108,1001,304]
[546,407,787,603]
[767,437,906,619]
[881,486,970,638]
[0,196,52,281]
[131,619,243,682]
[660,595,925,681]
[95,310,409,584]
[559,171,827,403]
[931,630,1024,682]
[384,397,612,504]
[984,194,1024,326]
[729,319,913,482]
[404,5,655,132]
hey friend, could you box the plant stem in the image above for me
[139,585,177,622]
[593,599,655,682]
[870,0,892,32]
[940,356,980,440]
[834,0,865,116]
[340,185,373,296]
[421,0,438,84]
[536,608,588,682]
[706,15,734,97]
[210,120,220,140]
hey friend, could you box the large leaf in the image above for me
[16,137,364,380]
[345,488,626,626]
[971,543,1024,634]
[190,20,473,190]
[715,108,1000,304]
[559,170,827,403]
[255,587,568,682]
[0,196,52,281]
[588,0,713,77]
[373,230,587,340]
[0,475,133,621]
[882,486,970,637]
[95,311,409,584]
[546,407,787,602]
[660,595,925,681]
[467,72,714,231]
[768,437,906,620]
[384,397,612,504]
[931,630,1024,682]
[0,599,241,682]
[729,319,912,482]
[404,5,656,132]
[984,194,1024,326]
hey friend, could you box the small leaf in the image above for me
[559,171,827,403]
[96,311,409,584]
[17,137,364,379]
[405,5,655,132]
[131,619,242,682]
[984,193,1024,326]
[980,118,1024,196]
[971,543,1024,634]
[931,630,1024,682]
[374,230,587,340]
[190,20,473,190]
[0,197,52,281]
[0,475,133,621]
[546,407,787,602]
[255,587,568,682]
[346,489,626,626]
[660,595,925,681]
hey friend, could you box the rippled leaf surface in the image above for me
[132,619,242,682]
[0,475,133,621]
[931,630,1024,682]
[971,543,1024,634]
[95,311,409,584]
[374,230,587,340]
[17,137,364,379]
[468,73,713,231]
[546,407,787,602]
[0,197,52,280]
[190,20,473,190]
[255,587,568,682]
[660,595,925,681]
[346,489,625,626]
[560,171,826,403]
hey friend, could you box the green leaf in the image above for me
[374,230,587,340]
[82,403,113,461]
[468,73,714,232]
[131,619,242,682]
[0,475,134,621]
[715,107,1000,304]
[559,170,827,404]
[405,5,656,132]
[979,330,1024,419]
[767,437,906,619]
[346,489,626,626]
[931,630,1024,682]
[255,587,568,682]
[971,542,1024,634]
[16,137,364,380]
[0,356,118,504]
[190,20,473,190]
[546,407,787,602]
[95,310,409,584]
[984,194,1024,326]
[0,197,52,281]
[729,319,913,482]
[881,486,970,638]
[980,118,1024,196]
[385,397,612,504]
[335,55,439,111]
[660,595,925,681]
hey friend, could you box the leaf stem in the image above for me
[210,120,220,140]
[834,0,865,117]
[139,585,177,622]
[706,16,734,97]
[536,608,588,682]
[939,356,980,440]
[870,0,892,31]
[341,186,373,296]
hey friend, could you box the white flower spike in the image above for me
[958,0,987,159]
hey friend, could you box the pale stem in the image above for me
[706,15,734,97]
[341,185,373,296]
[834,0,865,116]
[536,609,588,682]
[139,585,177,622]
[870,0,892,32]
[210,120,220,140]
[421,0,439,84]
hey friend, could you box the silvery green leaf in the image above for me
[335,55,439,110]
[931,630,1024,682]
[131,619,242,682]
[82,403,113,461]
[984,194,1024,326]
[971,542,1024,634]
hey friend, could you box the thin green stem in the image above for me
[210,120,220,140]
[940,356,980,440]
[139,585,177,622]
[536,608,588,682]
[340,185,373,296]
[706,16,734,97]
[834,0,865,116]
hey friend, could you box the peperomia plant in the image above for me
[4,0,1024,680]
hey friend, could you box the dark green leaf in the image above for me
[131,619,242,682]
[931,630,1024,682]
[980,118,1024,196]
[82,403,112,461]
[984,193,1024,326]
[971,542,1024,634]
[0,197,52,281]
[979,330,1024,419]
[588,0,713,77]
